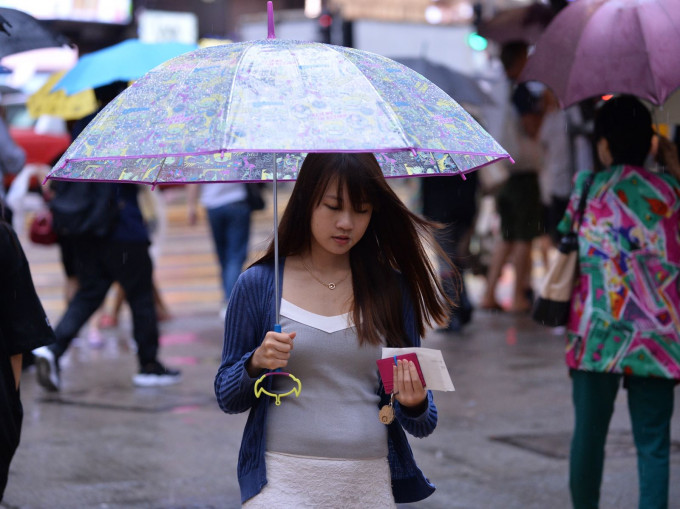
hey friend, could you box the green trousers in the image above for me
[569,370,675,509]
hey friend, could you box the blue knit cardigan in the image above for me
[214,259,438,504]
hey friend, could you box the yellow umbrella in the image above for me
[26,71,97,120]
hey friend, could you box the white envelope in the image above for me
[381,347,454,391]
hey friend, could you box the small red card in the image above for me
[376,353,426,394]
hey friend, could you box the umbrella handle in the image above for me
[273,323,282,372]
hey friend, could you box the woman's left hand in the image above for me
[392,359,427,410]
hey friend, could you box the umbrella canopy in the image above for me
[47,40,509,185]
[0,7,70,59]
[27,71,97,120]
[390,57,494,107]
[0,84,19,96]
[520,0,680,108]
[45,2,510,330]
[51,39,198,95]
[477,3,555,45]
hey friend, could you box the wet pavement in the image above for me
[3,185,679,509]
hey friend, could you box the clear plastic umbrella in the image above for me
[46,2,512,327]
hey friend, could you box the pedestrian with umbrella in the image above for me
[40,3,510,504]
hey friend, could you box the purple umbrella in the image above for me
[477,3,555,45]
[520,0,680,108]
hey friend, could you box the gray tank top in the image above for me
[265,299,388,459]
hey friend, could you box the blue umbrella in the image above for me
[51,39,197,95]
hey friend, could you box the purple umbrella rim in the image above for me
[46,148,513,185]
[44,156,510,188]
[54,146,512,162]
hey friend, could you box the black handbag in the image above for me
[532,172,595,327]
[245,183,265,211]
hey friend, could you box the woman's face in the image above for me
[309,178,373,257]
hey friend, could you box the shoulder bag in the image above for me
[532,172,595,327]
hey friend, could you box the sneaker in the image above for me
[33,346,60,392]
[133,361,182,387]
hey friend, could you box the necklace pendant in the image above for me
[327,283,336,290]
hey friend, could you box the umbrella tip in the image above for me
[267,1,276,39]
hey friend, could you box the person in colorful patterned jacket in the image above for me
[560,95,680,509]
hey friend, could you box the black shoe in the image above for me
[133,361,182,387]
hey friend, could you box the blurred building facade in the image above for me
[43,0,305,54]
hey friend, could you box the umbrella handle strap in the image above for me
[254,371,302,405]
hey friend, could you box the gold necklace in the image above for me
[300,258,350,290]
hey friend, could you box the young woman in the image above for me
[214,153,451,507]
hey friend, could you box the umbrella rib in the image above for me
[220,42,251,154]
[631,3,658,104]
[151,157,167,189]
[637,0,679,105]
[327,46,414,152]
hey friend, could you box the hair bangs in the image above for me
[330,154,382,212]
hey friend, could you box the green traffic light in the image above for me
[467,32,488,51]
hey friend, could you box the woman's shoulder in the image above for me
[572,169,596,188]
[619,165,680,196]
[239,260,276,286]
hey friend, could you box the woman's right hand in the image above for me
[247,330,296,377]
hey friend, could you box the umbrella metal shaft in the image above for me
[273,154,281,332]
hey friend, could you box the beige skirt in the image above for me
[242,452,396,508]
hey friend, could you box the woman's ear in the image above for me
[597,138,613,167]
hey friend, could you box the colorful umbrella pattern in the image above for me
[47,39,510,184]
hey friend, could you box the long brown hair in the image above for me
[254,153,451,347]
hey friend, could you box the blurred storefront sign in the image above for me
[330,0,473,24]
[138,10,198,44]
[0,0,133,25]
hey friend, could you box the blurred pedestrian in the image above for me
[0,105,26,225]
[480,41,544,313]
[538,89,593,246]
[421,172,479,332]
[32,82,180,390]
[0,218,55,500]
[563,96,680,509]
[215,153,447,507]
[33,182,181,390]
[98,185,171,328]
[45,179,81,305]
[187,182,256,318]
